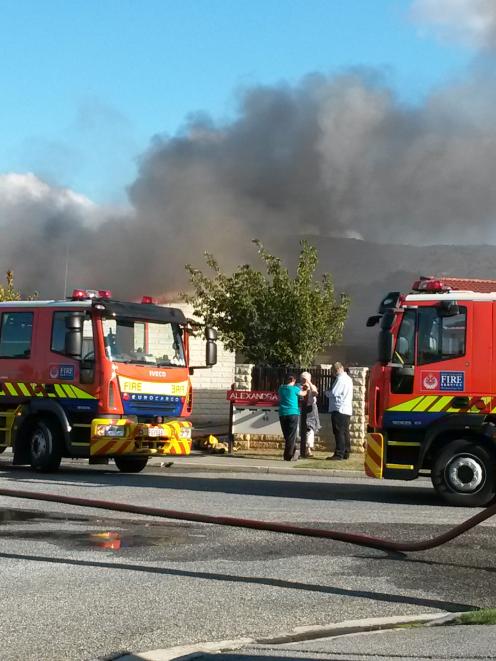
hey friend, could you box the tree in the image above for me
[184,240,350,366]
[0,271,37,302]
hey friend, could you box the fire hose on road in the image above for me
[0,487,495,553]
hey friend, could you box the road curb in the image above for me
[115,611,457,661]
[149,460,364,479]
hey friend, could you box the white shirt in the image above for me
[325,372,353,416]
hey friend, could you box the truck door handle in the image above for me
[451,396,469,408]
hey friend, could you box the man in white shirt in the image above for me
[324,362,353,460]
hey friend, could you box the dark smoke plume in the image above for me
[4,14,496,299]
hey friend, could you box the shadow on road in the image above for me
[0,463,443,506]
[0,550,477,612]
[125,652,322,661]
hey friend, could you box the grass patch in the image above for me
[235,450,364,471]
[296,455,364,471]
[455,609,496,625]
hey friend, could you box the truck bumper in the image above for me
[90,419,192,456]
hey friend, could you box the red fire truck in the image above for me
[366,276,496,506]
[0,289,217,473]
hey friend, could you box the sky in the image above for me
[3,0,496,298]
[0,0,473,203]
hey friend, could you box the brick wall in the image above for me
[348,366,368,453]
[234,363,254,390]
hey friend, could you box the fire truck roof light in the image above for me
[141,296,155,304]
[98,289,112,300]
[71,289,88,300]
[412,278,450,293]
[71,288,112,301]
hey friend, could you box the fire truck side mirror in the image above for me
[205,326,218,366]
[205,326,217,341]
[366,315,381,327]
[206,339,217,367]
[65,312,84,359]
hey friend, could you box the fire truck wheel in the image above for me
[431,439,496,507]
[113,456,148,473]
[28,419,62,472]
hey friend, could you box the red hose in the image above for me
[0,487,495,553]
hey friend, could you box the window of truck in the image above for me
[0,312,33,358]
[417,306,466,365]
[102,318,185,367]
[393,309,416,365]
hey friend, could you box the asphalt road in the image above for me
[0,460,495,661]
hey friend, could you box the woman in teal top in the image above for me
[278,375,301,460]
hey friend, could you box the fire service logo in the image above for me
[421,371,464,392]
[422,373,439,390]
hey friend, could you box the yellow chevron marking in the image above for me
[413,396,438,412]
[71,386,96,399]
[367,435,383,459]
[31,383,44,397]
[169,421,181,437]
[387,396,425,412]
[62,384,77,398]
[427,396,453,412]
[17,383,31,396]
[5,383,17,396]
[54,384,67,398]
[365,453,382,479]
[469,396,492,413]
[90,439,111,455]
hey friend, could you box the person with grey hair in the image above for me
[324,362,353,460]
[299,371,320,458]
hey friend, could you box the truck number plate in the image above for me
[148,427,166,438]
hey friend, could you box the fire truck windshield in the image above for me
[102,317,186,367]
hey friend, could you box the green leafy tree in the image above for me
[184,240,350,366]
[0,271,37,302]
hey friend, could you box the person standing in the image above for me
[299,371,320,458]
[325,362,353,460]
[278,374,302,461]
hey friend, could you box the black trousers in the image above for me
[331,411,351,458]
[280,415,299,461]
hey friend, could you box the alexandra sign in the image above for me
[226,389,278,406]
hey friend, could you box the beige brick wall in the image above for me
[234,363,254,390]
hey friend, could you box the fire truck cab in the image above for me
[366,276,496,506]
[0,289,217,473]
